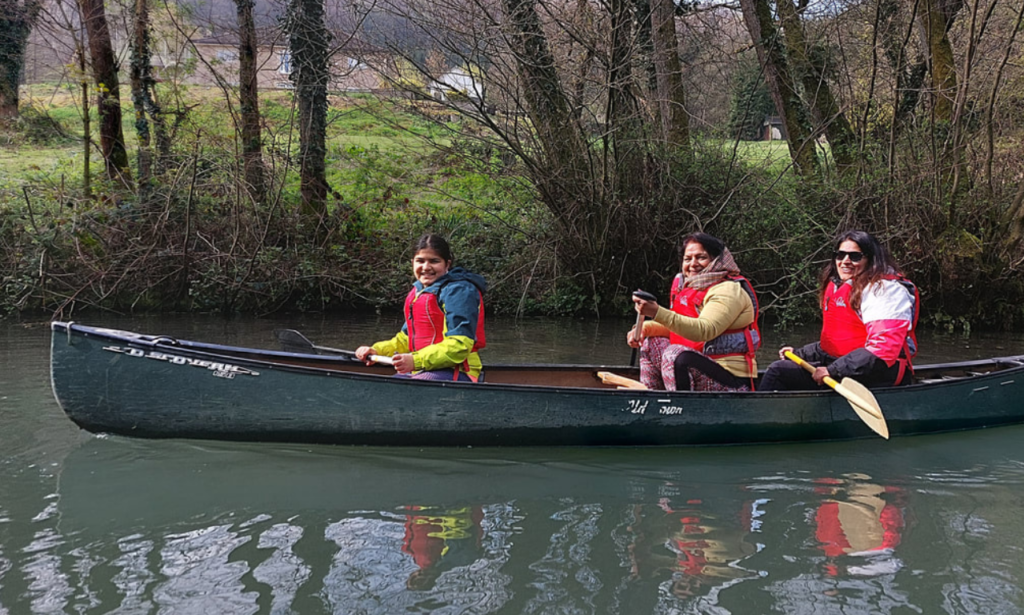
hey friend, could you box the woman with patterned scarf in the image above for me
[627,233,761,391]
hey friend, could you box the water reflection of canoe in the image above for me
[50,322,1024,446]
[54,436,761,532]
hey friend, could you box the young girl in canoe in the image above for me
[758,230,918,391]
[355,234,487,381]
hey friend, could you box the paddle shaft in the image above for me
[784,350,839,387]
[629,290,656,367]
[630,312,645,367]
[314,343,394,366]
[274,329,394,365]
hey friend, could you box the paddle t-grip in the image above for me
[632,290,657,344]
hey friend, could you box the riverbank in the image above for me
[3,86,1022,328]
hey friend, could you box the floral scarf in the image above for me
[684,248,741,291]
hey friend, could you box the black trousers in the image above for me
[674,350,751,391]
[758,355,908,391]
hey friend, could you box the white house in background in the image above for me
[429,67,484,103]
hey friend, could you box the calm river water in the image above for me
[4,314,1024,614]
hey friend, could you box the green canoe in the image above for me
[50,322,1024,446]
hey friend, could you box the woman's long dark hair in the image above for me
[818,230,901,310]
[678,232,726,262]
[413,233,453,263]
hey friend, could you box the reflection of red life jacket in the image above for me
[674,539,710,575]
[668,275,761,373]
[401,506,485,570]
[820,275,919,381]
[813,487,905,561]
[403,285,486,378]
[402,507,446,569]
[659,499,711,576]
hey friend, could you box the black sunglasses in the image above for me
[834,250,865,263]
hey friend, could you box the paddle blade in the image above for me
[597,371,647,390]
[835,378,889,439]
[273,329,319,354]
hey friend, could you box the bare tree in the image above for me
[236,0,266,203]
[737,0,818,175]
[649,0,691,154]
[79,0,132,185]
[129,0,170,184]
[287,0,330,217]
[775,0,858,171]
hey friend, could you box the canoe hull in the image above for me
[49,322,1024,446]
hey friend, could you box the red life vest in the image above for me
[403,285,486,378]
[820,282,866,358]
[668,274,761,373]
[820,275,918,372]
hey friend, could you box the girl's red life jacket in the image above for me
[403,286,486,357]
[668,275,761,372]
[820,275,918,365]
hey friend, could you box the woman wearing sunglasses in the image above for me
[758,230,919,391]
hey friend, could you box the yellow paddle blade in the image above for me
[835,378,889,439]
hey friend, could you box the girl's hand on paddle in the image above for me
[626,326,642,348]
[811,366,830,385]
[392,353,415,374]
[778,345,794,360]
[355,346,375,364]
[632,295,659,319]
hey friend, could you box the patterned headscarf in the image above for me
[684,248,741,291]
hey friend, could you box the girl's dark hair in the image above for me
[413,233,453,263]
[818,230,901,309]
[678,232,726,262]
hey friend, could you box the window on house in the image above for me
[279,51,292,74]
[215,50,238,62]
[346,57,366,70]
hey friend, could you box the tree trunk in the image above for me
[738,0,818,175]
[0,0,40,119]
[236,0,265,203]
[649,0,691,155]
[79,0,132,186]
[502,0,592,208]
[129,0,170,179]
[606,0,647,198]
[775,0,857,171]
[288,0,329,218]
[503,0,625,303]
[130,0,153,183]
[79,41,91,198]
[1005,177,1024,250]
[919,0,959,122]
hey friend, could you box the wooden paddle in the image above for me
[784,350,888,439]
[597,371,648,390]
[630,290,657,367]
[274,329,395,366]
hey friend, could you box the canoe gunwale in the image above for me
[50,321,1024,398]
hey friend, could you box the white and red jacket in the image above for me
[818,275,918,382]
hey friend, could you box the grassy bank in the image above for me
[3,84,1023,330]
